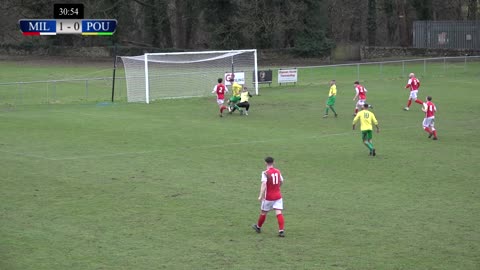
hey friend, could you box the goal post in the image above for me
[120,49,258,103]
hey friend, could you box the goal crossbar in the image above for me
[144,49,257,56]
[123,51,245,64]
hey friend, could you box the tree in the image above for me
[367,0,377,46]
[467,0,478,20]
[410,0,433,20]
[203,0,243,49]
[293,0,334,56]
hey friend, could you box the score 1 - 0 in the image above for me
[56,19,82,34]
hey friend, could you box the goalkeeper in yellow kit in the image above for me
[352,103,380,156]
[237,87,252,115]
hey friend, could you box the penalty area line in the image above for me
[0,149,56,161]
[47,125,417,161]
[0,125,418,161]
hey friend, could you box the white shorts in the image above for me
[423,117,435,128]
[356,99,366,107]
[261,198,283,211]
[409,90,418,100]
[216,99,224,105]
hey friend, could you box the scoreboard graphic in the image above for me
[19,3,117,36]
[19,19,117,36]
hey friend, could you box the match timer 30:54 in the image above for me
[54,3,84,19]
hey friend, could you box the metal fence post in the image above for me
[356,63,360,81]
[423,59,426,76]
[53,81,57,101]
[443,57,446,73]
[380,62,383,79]
[16,82,20,104]
[46,81,49,103]
[85,80,89,101]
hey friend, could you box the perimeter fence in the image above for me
[0,56,479,105]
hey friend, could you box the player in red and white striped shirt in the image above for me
[252,156,286,237]
[353,81,368,116]
[422,96,438,140]
[211,78,229,117]
[404,73,424,111]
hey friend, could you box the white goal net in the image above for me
[120,49,258,103]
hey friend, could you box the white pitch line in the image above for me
[46,125,418,161]
[0,149,56,161]
[437,78,479,85]
[50,131,353,161]
[0,130,355,161]
[3,117,478,162]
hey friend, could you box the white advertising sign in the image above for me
[278,69,298,83]
[224,72,245,85]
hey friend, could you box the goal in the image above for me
[120,49,258,103]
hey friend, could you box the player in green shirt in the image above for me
[323,80,338,118]
[352,103,380,156]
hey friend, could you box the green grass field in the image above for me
[1,58,479,270]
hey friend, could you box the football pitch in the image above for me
[1,59,479,269]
